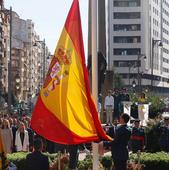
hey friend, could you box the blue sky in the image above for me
[5,0,88,55]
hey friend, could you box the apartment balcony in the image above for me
[112,19,141,25]
[113,7,141,13]
[112,31,141,36]
[113,43,141,48]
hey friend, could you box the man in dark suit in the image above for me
[158,116,169,152]
[104,113,131,170]
[26,138,49,170]
[130,119,145,153]
[68,144,79,170]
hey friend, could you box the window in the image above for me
[163,67,169,73]
[11,60,19,67]
[114,12,141,19]
[114,36,141,43]
[114,0,140,7]
[114,24,141,31]
[114,60,139,67]
[163,57,169,63]
[114,48,141,55]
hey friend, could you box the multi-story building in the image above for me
[0,0,9,96]
[107,0,169,93]
[12,12,50,102]
[0,1,50,111]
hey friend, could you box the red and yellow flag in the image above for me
[31,0,110,144]
[0,132,6,169]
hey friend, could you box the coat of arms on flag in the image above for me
[31,0,110,144]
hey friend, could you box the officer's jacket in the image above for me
[131,127,145,144]
[111,124,131,160]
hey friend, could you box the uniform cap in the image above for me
[134,119,140,122]
[164,116,169,120]
[162,113,169,120]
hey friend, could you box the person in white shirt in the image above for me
[15,122,29,152]
[104,90,114,125]
[98,102,102,114]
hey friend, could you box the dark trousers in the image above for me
[68,145,79,170]
[114,159,127,170]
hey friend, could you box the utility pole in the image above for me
[42,39,46,82]
[151,38,163,89]
[7,7,12,112]
[34,39,46,84]
[91,0,99,169]
[0,6,12,112]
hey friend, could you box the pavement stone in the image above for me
[78,151,111,160]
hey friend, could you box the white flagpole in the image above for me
[91,0,99,169]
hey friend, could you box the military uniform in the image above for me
[130,126,145,153]
[0,133,9,170]
[158,124,169,152]
[111,124,131,170]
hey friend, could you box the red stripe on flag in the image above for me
[65,0,110,141]
[31,96,99,144]
[65,0,83,59]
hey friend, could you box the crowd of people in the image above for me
[0,114,33,154]
[103,89,169,152]
[103,113,169,170]
[104,88,130,125]
[0,89,169,170]
[0,113,91,170]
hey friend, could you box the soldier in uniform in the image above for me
[103,113,131,170]
[158,116,169,152]
[130,119,145,153]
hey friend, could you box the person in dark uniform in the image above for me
[68,145,79,170]
[68,144,90,170]
[26,138,49,170]
[130,119,145,153]
[104,113,131,170]
[104,120,117,151]
[113,90,120,119]
[11,119,18,152]
[158,116,169,152]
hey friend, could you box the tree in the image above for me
[129,92,165,118]
[113,73,124,89]
[87,51,107,94]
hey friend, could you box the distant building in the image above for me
[0,0,9,96]
[12,12,50,101]
[0,4,50,105]
[107,0,169,93]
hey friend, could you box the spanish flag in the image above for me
[31,0,110,144]
[0,133,6,170]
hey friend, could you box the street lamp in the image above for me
[15,78,20,84]
[0,7,12,112]
[15,74,20,91]
[128,62,132,86]
[137,54,146,92]
[33,39,46,82]
[0,65,5,95]
[132,80,136,88]
[128,54,146,91]
[151,38,163,89]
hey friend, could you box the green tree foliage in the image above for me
[144,118,161,152]
[147,94,165,118]
[113,73,124,88]
[129,93,165,118]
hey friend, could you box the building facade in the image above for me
[0,0,9,96]
[107,0,169,92]
[12,13,50,102]
[0,1,51,112]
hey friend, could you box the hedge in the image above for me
[6,151,169,170]
[130,152,169,170]
[7,152,57,170]
[7,152,105,170]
